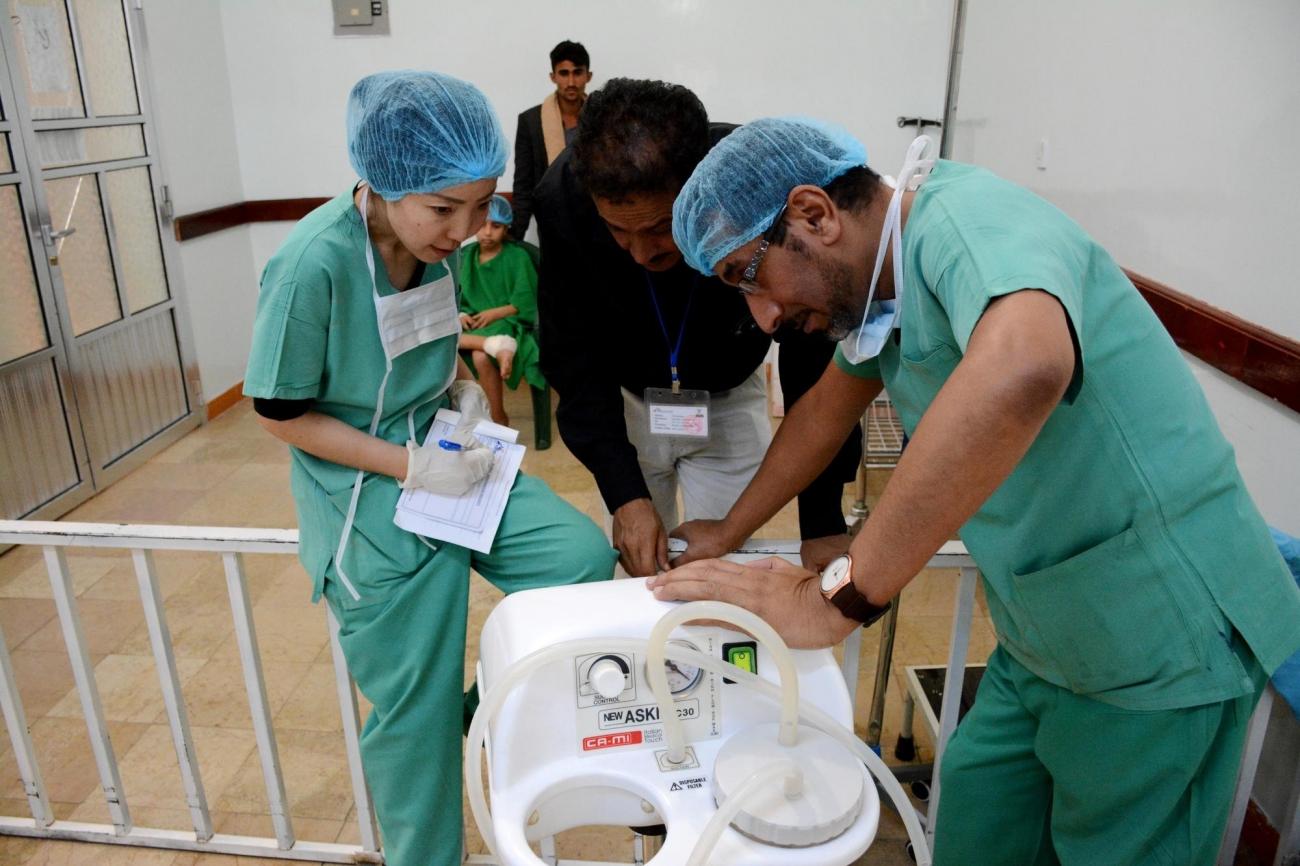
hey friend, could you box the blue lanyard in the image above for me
[644,272,696,394]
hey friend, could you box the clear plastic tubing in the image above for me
[646,601,801,763]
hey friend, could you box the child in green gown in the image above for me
[457,195,545,425]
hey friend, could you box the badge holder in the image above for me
[643,272,708,438]
[644,386,710,439]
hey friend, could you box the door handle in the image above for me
[40,223,77,244]
[40,223,76,266]
[897,116,943,131]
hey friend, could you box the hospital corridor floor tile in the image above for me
[0,388,994,864]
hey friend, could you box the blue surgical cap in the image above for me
[487,194,513,226]
[347,70,508,201]
[672,117,869,275]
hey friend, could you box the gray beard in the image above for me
[822,258,864,341]
[786,234,864,341]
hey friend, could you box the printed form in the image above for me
[393,409,524,553]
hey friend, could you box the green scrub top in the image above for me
[835,161,1300,710]
[457,240,545,390]
[243,190,458,600]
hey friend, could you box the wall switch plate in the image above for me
[333,0,389,36]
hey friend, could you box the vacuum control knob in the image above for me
[589,658,628,699]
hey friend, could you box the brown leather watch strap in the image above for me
[829,582,891,626]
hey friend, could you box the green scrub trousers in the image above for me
[324,474,614,866]
[934,647,1264,865]
[831,161,1300,863]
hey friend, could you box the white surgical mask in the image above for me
[333,186,460,600]
[840,136,936,364]
[375,279,461,361]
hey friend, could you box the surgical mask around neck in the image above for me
[332,186,461,602]
[839,136,935,365]
[360,186,461,362]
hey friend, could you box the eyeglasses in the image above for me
[738,205,788,296]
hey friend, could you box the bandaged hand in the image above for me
[449,379,492,430]
[401,438,494,495]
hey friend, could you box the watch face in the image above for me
[820,555,850,593]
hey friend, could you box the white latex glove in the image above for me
[401,438,494,495]
[449,379,492,430]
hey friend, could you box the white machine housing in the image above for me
[477,578,881,865]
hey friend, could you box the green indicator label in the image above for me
[726,646,756,673]
[722,640,758,684]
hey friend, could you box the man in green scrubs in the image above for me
[652,117,1300,864]
[244,72,615,866]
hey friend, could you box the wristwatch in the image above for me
[819,554,890,626]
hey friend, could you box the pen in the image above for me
[437,439,463,451]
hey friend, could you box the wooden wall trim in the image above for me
[173,190,513,243]
[172,197,1299,413]
[173,198,329,242]
[205,380,245,421]
[1126,269,1300,414]
[1236,799,1280,864]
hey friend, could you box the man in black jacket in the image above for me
[535,78,861,577]
[510,40,592,241]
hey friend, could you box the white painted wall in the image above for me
[214,0,954,204]
[1190,361,1300,536]
[149,0,957,388]
[951,0,1300,534]
[248,222,293,283]
[170,226,257,401]
[142,0,255,404]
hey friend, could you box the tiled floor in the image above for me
[0,387,997,865]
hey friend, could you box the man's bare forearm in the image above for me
[723,364,882,543]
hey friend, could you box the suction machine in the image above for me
[466,578,930,865]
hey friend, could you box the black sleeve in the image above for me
[536,168,650,512]
[253,397,313,421]
[776,331,862,539]
[510,113,535,241]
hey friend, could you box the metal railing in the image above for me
[6,519,1275,864]
[0,520,379,863]
[0,520,990,864]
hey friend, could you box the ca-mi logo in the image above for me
[581,731,643,752]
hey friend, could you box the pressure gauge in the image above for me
[660,640,704,695]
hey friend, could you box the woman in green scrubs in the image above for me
[243,71,616,866]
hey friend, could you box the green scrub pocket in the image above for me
[1011,525,1202,696]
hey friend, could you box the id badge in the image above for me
[644,387,710,439]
